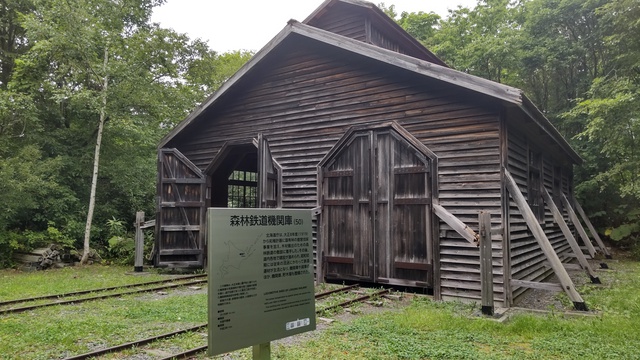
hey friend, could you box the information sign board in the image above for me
[207,208,315,356]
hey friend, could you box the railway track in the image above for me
[0,274,207,316]
[61,285,391,360]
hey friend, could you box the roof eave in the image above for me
[159,20,582,166]
[158,22,296,149]
[518,95,583,164]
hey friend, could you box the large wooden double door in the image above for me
[320,127,435,287]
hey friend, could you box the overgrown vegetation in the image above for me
[1,0,639,265]
[1,261,639,359]
[0,0,253,266]
[384,0,640,256]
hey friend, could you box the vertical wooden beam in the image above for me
[561,194,597,259]
[431,156,441,301]
[499,111,512,307]
[541,189,600,284]
[479,211,494,316]
[316,165,325,285]
[504,170,587,311]
[573,200,612,259]
[134,211,144,272]
[252,342,271,360]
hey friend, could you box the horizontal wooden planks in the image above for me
[507,127,577,301]
[167,41,505,299]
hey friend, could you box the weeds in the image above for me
[1,262,640,359]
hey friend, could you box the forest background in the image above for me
[0,0,638,266]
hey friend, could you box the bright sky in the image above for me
[151,0,478,53]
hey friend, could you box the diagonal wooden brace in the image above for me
[542,188,600,284]
[572,200,612,259]
[504,170,587,311]
[433,203,479,246]
[561,194,597,259]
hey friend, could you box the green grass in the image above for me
[275,261,640,360]
[0,265,176,301]
[1,262,640,359]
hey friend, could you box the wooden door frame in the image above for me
[317,121,439,287]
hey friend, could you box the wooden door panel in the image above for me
[377,131,431,286]
[258,134,281,208]
[322,127,432,287]
[324,134,373,280]
[156,148,206,267]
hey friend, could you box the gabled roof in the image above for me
[159,20,581,164]
[303,0,448,67]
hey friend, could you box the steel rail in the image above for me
[314,283,359,299]
[59,284,359,359]
[159,345,208,360]
[0,274,207,307]
[160,287,391,360]
[59,284,372,360]
[316,288,391,313]
[0,279,207,316]
[62,324,207,360]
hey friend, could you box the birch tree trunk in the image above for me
[81,47,109,264]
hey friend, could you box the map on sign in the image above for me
[217,233,262,278]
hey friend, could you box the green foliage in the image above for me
[2,262,640,358]
[0,222,75,267]
[0,146,78,231]
[390,8,441,44]
[186,49,255,93]
[0,0,252,267]
[106,218,135,265]
[391,0,640,247]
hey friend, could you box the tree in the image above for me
[0,0,33,89]
[396,11,441,44]
[563,0,640,243]
[15,0,213,263]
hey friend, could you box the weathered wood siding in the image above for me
[506,129,574,301]
[320,128,434,287]
[166,39,504,300]
[155,149,206,267]
[307,3,442,64]
[309,8,366,42]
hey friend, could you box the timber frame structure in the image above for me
[154,0,609,310]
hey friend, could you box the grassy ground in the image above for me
[0,261,639,359]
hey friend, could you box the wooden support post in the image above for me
[573,200,612,259]
[134,211,145,272]
[253,342,271,360]
[479,211,494,316]
[541,189,600,284]
[504,170,587,311]
[561,194,597,259]
[433,204,479,245]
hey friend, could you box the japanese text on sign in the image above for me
[229,215,304,227]
[263,232,311,280]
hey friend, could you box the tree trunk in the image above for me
[81,47,109,264]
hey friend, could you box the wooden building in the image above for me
[155,0,609,309]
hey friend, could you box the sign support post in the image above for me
[253,342,271,360]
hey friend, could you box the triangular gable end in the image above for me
[160,11,580,164]
[304,0,448,66]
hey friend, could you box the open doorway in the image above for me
[206,135,281,209]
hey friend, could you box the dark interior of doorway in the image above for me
[209,143,258,208]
